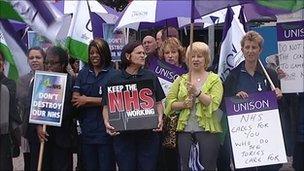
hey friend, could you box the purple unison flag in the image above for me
[0,19,27,52]
[225,91,278,116]
[238,5,247,32]
[194,0,250,16]
[148,58,187,83]
[90,12,105,39]
[28,0,56,26]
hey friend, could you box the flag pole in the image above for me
[188,0,195,83]
[258,59,276,90]
[37,124,46,171]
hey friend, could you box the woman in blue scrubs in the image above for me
[72,38,116,170]
[103,41,165,171]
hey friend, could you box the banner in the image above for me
[0,19,30,80]
[218,6,245,81]
[65,0,91,62]
[10,0,71,44]
[277,20,304,93]
[106,79,158,131]
[102,24,126,61]
[29,71,67,127]
[225,91,287,169]
[148,58,187,95]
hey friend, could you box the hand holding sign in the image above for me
[36,125,49,142]
[153,112,163,132]
[105,121,120,136]
[273,88,283,99]
[236,91,249,99]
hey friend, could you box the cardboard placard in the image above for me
[106,79,158,131]
[29,71,67,127]
[277,20,304,93]
[225,91,287,169]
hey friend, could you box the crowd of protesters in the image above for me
[0,28,303,171]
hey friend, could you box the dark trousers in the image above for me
[178,132,220,171]
[0,134,13,171]
[113,131,160,171]
[293,142,304,171]
[29,141,72,171]
[159,147,179,171]
[81,143,115,171]
[23,152,31,171]
[217,132,232,171]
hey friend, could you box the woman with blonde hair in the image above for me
[165,42,223,170]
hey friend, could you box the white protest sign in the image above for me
[277,20,304,93]
[225,91,287,169]
[29,71,67,127]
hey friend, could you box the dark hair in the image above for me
[69,57,79,65]
[27,46,46,61]
[120,41,142,69]
[46,46,69,68]
[88,38,112,68]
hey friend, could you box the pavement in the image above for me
[13,151,294,171]
[13,151,77,171]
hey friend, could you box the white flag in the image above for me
[65,1,92,62]
[218,6,246,81]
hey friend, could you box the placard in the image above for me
[148,58,187,95]
[225,91,287,169]
[102,24,125,61]
[27,31,52,50]
[277,20,304,93]
[106,79,158,131]
[29,71,67,127]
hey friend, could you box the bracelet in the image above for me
[196,90,202,97]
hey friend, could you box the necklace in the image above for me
[196,78,201,82]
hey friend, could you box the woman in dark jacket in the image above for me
[103,41,165,171]
[223,31,283,171]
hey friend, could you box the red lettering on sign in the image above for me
[124,90,140,111]
[139,88,154,109]
[108,92,124,113]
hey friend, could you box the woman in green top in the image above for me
[164,42,223,170]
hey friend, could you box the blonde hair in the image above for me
[186,42,210,69]
[158,37,185,65]
[241,31,264,49]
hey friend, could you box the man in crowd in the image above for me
[143,35,158,68]
[143,35,157,56]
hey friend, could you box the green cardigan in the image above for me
[164,72,223,133]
